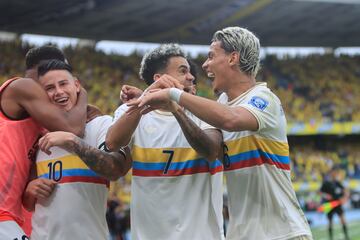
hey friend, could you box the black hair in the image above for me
[38,59,72,77]
[139,43,186,86]
[25,45,66,70]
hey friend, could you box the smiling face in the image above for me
[202,41,231,93]
[39,69,80,111]
[165,56,195,91]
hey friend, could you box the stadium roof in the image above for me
[1,0,360,47]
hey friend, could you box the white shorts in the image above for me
[0,220,29,240]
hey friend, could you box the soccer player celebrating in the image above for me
[0,46,87,239]
[106,44,225,240]
[131,27,313,240]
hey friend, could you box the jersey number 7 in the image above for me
[162,150,174,174]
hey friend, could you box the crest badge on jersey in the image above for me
[248,96,268,111]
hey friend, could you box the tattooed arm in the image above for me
[172,103,223,162]
[38,131,132,181]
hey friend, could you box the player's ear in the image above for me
[153,73,162,81]
[228,51,240,67]
[74,77,81,93]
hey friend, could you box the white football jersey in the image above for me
[31,116,112,240]
[114,106,224,240]
[219,83,312,240]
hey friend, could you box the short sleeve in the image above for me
[239,90,278,131]
[95,115,113,148]
[112,104,130,123]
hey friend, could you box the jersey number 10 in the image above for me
[47,160,63,181]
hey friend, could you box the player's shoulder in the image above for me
[6,77,42,97]
[247,83,279,106]
[85,115,112,139]
[250,83,273,96]
[8,77,38,89]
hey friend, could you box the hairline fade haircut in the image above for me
[37,59,73,77]
[212,26,261,77]
[139,43,187,86]
[25,45,66,70]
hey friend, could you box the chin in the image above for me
[64,106,73,111]
[58,105,72,111]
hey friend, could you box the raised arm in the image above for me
[38,131,132,181]
[179,91,258,131]
[106,106,142,151]
[8,78,87,136]
[134,88,258,132]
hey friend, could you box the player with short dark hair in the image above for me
[106,43,224,240]
[0,45,87,239]
[23,59,131,240]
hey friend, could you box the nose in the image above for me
[187,72,195,82]
[202,59,208,71]
[54,85,65,96]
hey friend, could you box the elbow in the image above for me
[216,112,239,132]
[108,166,131,181]
[204,144,222,162]
[222,119,238,132]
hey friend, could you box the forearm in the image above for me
[173,106,221,161]
[65,89,87,136]
[68,137,129,181]
[179,92,258,131]
[106,110,141,151]
[179,92,234,130]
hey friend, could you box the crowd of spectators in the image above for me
[290,136,360,182]
[259,54,360,123]
[3,40,360,124]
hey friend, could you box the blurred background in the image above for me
[1,0,360,239]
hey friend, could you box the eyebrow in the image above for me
[178,64,189,70]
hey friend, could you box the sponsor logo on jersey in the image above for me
[248,96,268,111]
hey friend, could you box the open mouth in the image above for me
[54,97,69,106]
[207,72,215,78]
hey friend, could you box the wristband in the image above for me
[169,88,184,104]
